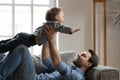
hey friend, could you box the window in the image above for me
[0,0,57,56]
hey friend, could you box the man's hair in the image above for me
[45,7,62,21]
[85,49,99,80]
[86,49,99,73]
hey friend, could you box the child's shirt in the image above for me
[33,21,72,45]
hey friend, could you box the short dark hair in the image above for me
[86,49,99,73]
[85,49,99,80]
[45,7,62,21]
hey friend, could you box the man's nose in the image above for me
[78,54,81,58]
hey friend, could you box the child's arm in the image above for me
[55,25,72,34]
[56,25,80,34]
[0,32,36,53]
[45,22,80,34]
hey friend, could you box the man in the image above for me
[0,26,98,80]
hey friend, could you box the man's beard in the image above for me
[73,59,83,68]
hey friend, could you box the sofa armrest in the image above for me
[85,65,119,80]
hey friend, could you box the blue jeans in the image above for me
[0,45,36,80]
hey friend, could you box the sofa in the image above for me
[32,51,119,80]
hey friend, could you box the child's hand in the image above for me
[71,28,80,34]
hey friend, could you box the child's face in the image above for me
[55,10,64,24]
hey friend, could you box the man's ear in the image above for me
[87,62,92,67]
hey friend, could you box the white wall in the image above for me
[58,0,93,53]
[58,0,120,74]
[106,0,120,70]
[58,0,120,72]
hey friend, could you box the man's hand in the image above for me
[44,26,57,41]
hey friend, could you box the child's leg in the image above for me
[0,32,36,53]
[0,33,25,53]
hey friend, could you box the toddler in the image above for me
[0,7,80,53]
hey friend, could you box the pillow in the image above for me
[60,51,77,66]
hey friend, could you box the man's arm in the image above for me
[41,42,56,72]
[45,26,78,77]
[41,42,50,61]
[44,26,62,66]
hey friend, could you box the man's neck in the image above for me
[79,67,87,72]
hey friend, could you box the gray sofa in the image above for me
[32,51,119,80]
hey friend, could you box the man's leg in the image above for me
[0,45,24,80]
[13,45,36,80]
[0,45,36,80]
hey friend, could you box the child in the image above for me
[0,7,80,53]
[33,7,80,45]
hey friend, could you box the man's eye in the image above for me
[81,54,86,57]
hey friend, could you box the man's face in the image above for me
[73,51,92,68]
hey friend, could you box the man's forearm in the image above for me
[48,39,61,66]
[41,42,50,61]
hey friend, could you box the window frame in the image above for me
[0,0,58,56]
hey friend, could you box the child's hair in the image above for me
[45,7,62,21]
